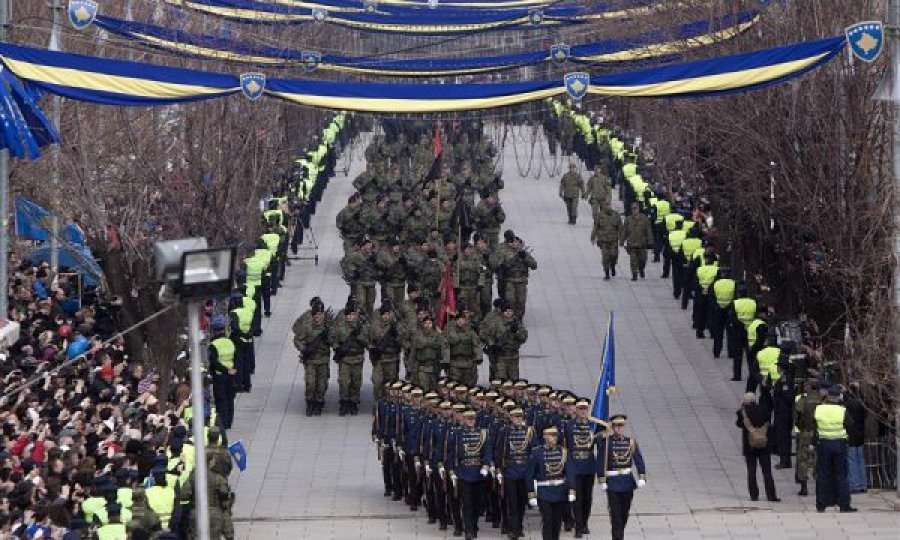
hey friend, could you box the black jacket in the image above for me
[844,392,866,447]
[736,401,771,457]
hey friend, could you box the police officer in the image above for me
[527,426,574,540]
[591,205,621,280]
[729,287,757,381]
[229,297,255,393]
[564,399,599,538]
[559,163,585,225]
[496,407,533,540]
[812,386,857,513]
[208,318,236,430]
[693,251,719,338]
[661,211,684,279]
[649,194,671,262]
[710,269,736,359]
[620,203,653,281]
[293,299,332,416]
[598,414,646,540]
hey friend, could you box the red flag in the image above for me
[437,262,456,329]
[433,126,443,158]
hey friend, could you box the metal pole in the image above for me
[49,0,62,273]
[0,0,9,320]
[889,0,900,507]
[187,300,211,539]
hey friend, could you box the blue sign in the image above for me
[528,9,544,26]
[564,72,590,101]
[312,8,328,22]
[550,43,570,64]
[364,0,378,13]
[240,73,266,101]
[68,0,98,31]
[845,21,884,63]
[301,51,322,72]
[229,440,248,472]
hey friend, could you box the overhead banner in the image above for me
[91,9,763,76]
[0,36,847,114]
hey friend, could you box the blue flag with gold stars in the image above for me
[14,196,51,241]
[229,440,248,471]
[590,312,616,428]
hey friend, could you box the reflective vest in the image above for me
[263,208,284,228]
[254,248,273,274]
[814,403,847,440]
[713,279,736,308]
[746,319,765,348]
[653,199,671,224]
[733,297,757,326]
[145,485,176,529]
[242,293,257,313]
[261,233,281,255]
[668,230,686,252]
[82,496,106,523]
[664,213,684,232]
[756,346,781,383]
[117,487,133,509]
[622,163,637,179]
[211,337,236,370]
[96,523,127,540]
[231,307,254,337]
[244,257,266,287]
[681,237,702,259]
[681,219,695,234]
[696,264,719,290]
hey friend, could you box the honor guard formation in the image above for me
[372,379,645,540]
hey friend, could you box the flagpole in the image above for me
[49,0,63,274]
[0,0,9,319]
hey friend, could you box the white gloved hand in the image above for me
[438,466,445,480]
[529,498,538,508]
[480,466,489,477]
[496,473,503,482]
[568,493,576,502]
[425,464,432,475]
[637,479,646,488]
[489,465,496,475]
[450,473,458,487]
[398,449,405,460]
[600,483,608,491]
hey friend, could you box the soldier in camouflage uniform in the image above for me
[341,238,379,314]
[408,314,445,391]
[794,381,826,496]
[376,237,408,308]
[591,205,622,280]
[481,300,528,380]
[583,166,612,221]
[620,202,654,281]
[360,195,390,246]
[365,304,403,400]
[293,298,332,416]
[336,194,365,252]
[455,242,482,318]
[127,488,161,536]
[329,303,368,416]
[180,452,234,540]
[559,162,586,225]
[496,233,537,318]
[443,309,482,387]
[473,191,506,250]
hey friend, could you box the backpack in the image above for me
[741,410,768,449]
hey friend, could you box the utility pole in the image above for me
[0,0,9,320]
[48,0,62,273]
[186,301,211,540]
[888,0,900,509]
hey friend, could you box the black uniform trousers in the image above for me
[671,256,685,299]
[680,269,696,310]
[459,479,482,536]
[449,477,463,533]
[538,500,566,540]
[390,450,404,499]
[816,439,851,510]
[607,490,634,540]
[404,455,422,509]
[251,288,263,336]
[212,373,235,430]
[708,303,727,358]
[429,468,448,526]
[504,478,527,537]
[652,223,666,261]
[730,321,748,379]
[572,474,595,532]
[261,273,272,316]
[234,339,254,391]
[692,288,710,336]
[380,446,394,494]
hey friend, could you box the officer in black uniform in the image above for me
[598,414,646,540]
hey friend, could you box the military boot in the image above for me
[603,268,610,280]
[631,273,638,281]
[305,401,314,417]
[611,265,616,277]
[339,400,348,416]
[316,401,325,415]
[798,480,808,496]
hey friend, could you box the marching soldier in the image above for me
[563,399,600,538]
[473,191,506,249]
[342,237,379,315]
[402,387,427,511]
[444,309,483,387]
[620,203,653,281]
[482,304,528,381]
[336,194,365,252]
[373,382,402,499]
[598,414,647,540]
[329,303,368,416]
[497,234,537,318]
[527,426,574,540]
[583,166,611,221]
[559,162,585,225]
[293,298,332,416]
[365,305,403,400]
[475,234,497,319]
[448,409,494,540]
[794,381,826,496]
[591,205,622,280]
[408,315,445,391]
[497,407,534,540]
[456,243,482,319]
[376,237,408,308]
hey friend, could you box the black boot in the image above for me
[798,481,808,496]
[611,265,616,277]
[639,269,645,279]
[631,273,638,281]
[603,268,610,280]
[306,401,314,417]
[350,402,359,416]
[339,400,348,417]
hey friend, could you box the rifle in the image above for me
[300,309,333,362]
[334,320,365,363]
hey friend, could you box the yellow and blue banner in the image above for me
[91,8,763,76]
[590,312,616,427]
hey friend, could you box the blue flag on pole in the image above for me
[229,440,248,472]
[14,196,51,241]
[590,312,616,428]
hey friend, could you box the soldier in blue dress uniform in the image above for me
[372,381,402,498]
[598,414,646,540]
[400,386,425,510]
[527,426,575,540]
[496,407,534,540]
[418,393,441,518]
[564,398,602,538]
[448,408,494,540]
[446,403,467,536]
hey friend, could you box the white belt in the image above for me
[535,479,566,487]
[605,468,633,477]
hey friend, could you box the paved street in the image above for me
[230,129,899,539]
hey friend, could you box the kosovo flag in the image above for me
[590,312,616,430]
[14,196,51,241]
[229,440,248,472]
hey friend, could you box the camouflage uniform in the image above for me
[621,211,654,278]
[375,246,408,308]
[497,245,537,318]
[329,314,368,410]
[341,247,379,314]
[365,314,403,399]
[473,200,506,249]
[794,391,823,488]
[408,325,445,391]
[443,320,482,387]
[336,205,365,252]
[293,309,332,408]
[481,316,528,380]
[583,170,612,220]
[591,207,622,278]
[455,251,482,318]
[559,170,585,224]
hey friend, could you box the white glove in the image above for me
[600,483,608,491]
[489,464,496,475]
[450,473,458,487]
[480,466,489,477]
[425,464,432,475]
[637,479,646,488]
[438,466,445,480]
[568,493,576,502]
[398,449,405,460]
[528,498,538,508]
[496,473,503,482]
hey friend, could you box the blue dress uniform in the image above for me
[484,409,505,529]
[564,403,600,537]
[427,405,452,529]
[448,410,493,540]
[598,415,646,540]
[527,427,574,540]
[445,406,466,536]
[373,383,402,499]
[418,406,440,521]
[497,409,534,539]
[400,388,427,511]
